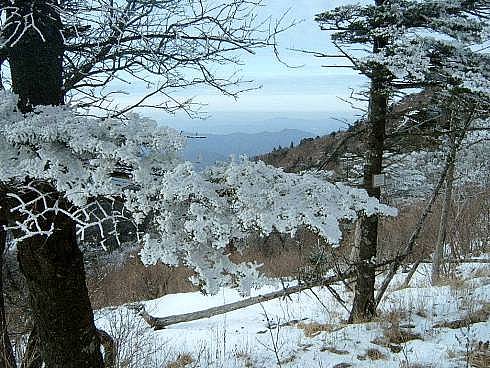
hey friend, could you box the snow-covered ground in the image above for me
[95,261,489,368]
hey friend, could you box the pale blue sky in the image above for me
[137,0,368,133]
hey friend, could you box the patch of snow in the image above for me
[95,260,489,367]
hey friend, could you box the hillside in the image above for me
[257,130,352,173]
[258,91,444,175]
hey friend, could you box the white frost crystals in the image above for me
[0,92,185,205]
[139,159,397,294]
[0,91,396,294]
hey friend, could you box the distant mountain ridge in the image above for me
[168,115,349,135]
[183,129,316,168]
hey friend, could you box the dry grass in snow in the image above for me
[95,259,489,368]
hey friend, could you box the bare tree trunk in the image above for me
[4,2,104,367]
[401,258,422,289]
[349,219,361,264]
[347,0,390,323]
[6,2,64,111]
[431,134,457,284]
[0,57,5,91]
[0,238,17,368]
[349,37,389,322]
[0,195,17,368]
[97,329,116,368]
[349,214,380,322]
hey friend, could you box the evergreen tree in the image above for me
[316,0,489,322]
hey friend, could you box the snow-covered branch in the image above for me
[0,92,396,294]
[317,0,490,92]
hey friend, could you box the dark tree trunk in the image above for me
[349,0,389,323]
[3,1,104,367]
[0,14,18,368]
[0,200,17,368]
[17,213,103,368]
[348,82,387,321]
[6,1,64,111]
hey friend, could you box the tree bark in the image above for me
[347,0,389,323]
[0,200,17,368]
[16,211,103,368]
[97,330,116,368]
[4,2,104,367]
[349,68,388,323]
[6,1,64,111]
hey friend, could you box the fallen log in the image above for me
[130,269,357,330]
[419,259,490,264]
[131,253,476,331]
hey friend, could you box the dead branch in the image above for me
[129,269,357,330]
[421,259,490,264]
[374,150,451,307]
[402,258,490,288]
[317,125,367,170]
[401,258,423,288]
[375,109,475,306]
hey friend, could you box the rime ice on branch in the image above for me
[0,92,396,294]
[317,0,490,93]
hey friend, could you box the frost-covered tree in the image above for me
[316,0,489,322]
[0,1,275,366]
[0,1,396,367]
[0,1,289,366]
[0,96,396,291]
[0,94,396,367]
[334,97,490,205]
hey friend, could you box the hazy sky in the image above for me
[193,0,364,110]
[135,0,369,132]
